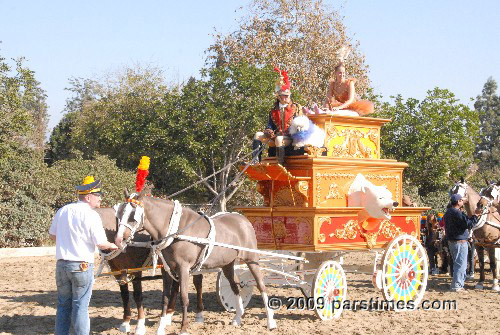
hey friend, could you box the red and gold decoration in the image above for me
[136,156,150,193]
[274,66,291,96]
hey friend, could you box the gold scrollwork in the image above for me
[316,172,354,205]
[317,217,331,243]
[379,220,403,239]
[274,186,304,207]
[325,182,341,200]
[304,145,326,157]
[359,231,378,249]
[326,126,379,159]
[256,181,271,206]
[319,216,410,249]
[273,220,287,240]
[405,216,418,226]
[331,219,359,240]
[294,181,309,207]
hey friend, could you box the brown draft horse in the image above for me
[95,207,204,335]
[479,180,500,212]
[114,190,276,335]
[450,180,500,290]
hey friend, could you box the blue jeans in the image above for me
[55,260,94,335]
[448,241,468,290]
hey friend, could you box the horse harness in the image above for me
[94,199,151,278]
[101,196,217,281]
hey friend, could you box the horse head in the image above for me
[476,196,492,213]
[449,177,468,199]
[114,187,148,248]
[479,180,500,205]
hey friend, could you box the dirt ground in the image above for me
[0,252,499,335]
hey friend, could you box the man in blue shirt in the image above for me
[444,194,481,291]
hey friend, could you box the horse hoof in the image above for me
[119,322,131,333]
[135,318,146,335]
[156,314,173,335]
[231,319,241,327]
[492,285,500,291]
[268,319,277,330]
[475,283,484,290]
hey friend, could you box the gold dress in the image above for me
[326,79,374,116]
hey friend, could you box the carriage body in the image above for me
[237,114,429,252]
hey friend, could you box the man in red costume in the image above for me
[252,67,300,164]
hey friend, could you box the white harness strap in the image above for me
[192,214,216,272]
[473,205,490,231]
[95,202,145,278]
[151,200,182,277]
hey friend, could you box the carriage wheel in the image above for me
[381,234,428,311]
[216,270,255,312]
[312,261,347,320]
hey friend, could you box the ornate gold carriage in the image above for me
[220,114,431,320]
[237,114,428,251]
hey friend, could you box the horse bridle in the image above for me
[480,184,499,204]
[115,194,146,249]
[450,182,468,198]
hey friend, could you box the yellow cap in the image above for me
[76,175,102,195]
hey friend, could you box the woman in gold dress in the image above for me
[323,64,374,116]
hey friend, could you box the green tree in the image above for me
[375,88,480,197]
[208,0,369,103]
[52,62,277,211]
[0,53,52,246]
[69,66,172,168]
[474,77,499,178]
[163,62,277,211]
[0,55,48,158]
[46,78,99,163]
[49,152,136,209]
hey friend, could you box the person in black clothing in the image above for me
[466,234,476,279]
[444,193,481,291]
[425,214,439,275]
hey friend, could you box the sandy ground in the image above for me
[0,252,499,335]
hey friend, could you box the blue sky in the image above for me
[1,0,499,132]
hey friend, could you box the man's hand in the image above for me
[264,128,275,139]
[474,207,483,215]
[98,241,119,251]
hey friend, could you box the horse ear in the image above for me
[460,176,464,183]
[496,181,500,186]
[137,187,148,200]
[484,178,490,186]
[124,188,130,199]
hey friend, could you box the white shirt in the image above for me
[49,201,108,263]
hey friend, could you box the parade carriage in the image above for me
[216,114,431,320]
[98,114,431,329]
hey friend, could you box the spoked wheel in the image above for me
[381,234,428,311]
[216,269,255,312]
[312,261,347,320]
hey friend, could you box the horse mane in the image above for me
[463,184,480,216]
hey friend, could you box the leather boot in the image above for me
[252,139,263,163]
[277,146,285,165]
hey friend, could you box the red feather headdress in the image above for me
[136,156,150,193]
[274,66,290,94]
